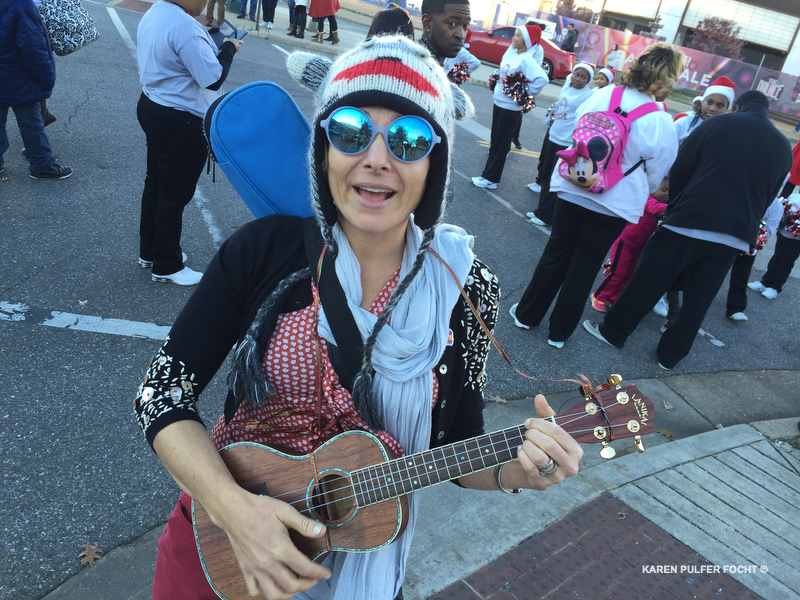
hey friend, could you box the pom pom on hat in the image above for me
[519,24,542,49]
[573,62,594,80]
[597,67,614,84]
[703,76,736,108]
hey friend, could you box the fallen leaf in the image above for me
[617,511,627,520]
[78,300,88,307]
[488,395,507,404]
[655,428,676,440]
[715,423,724,429]
[78,543,102,566]
[662,400,675,411]
[615,463,629,471]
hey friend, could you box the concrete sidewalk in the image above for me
[40,372,800,600]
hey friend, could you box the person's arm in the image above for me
[524,57,549,96]
[152,421,331,599]
[207,39,240,91]
[134,218,329,598]
[456,395,583,491]
[19,5,56,92]
[463,48,481,74]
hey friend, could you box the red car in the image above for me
[466,26,575,80]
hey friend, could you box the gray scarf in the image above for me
[302,217,474,600]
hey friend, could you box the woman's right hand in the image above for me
[217,488,332,599]
[224,38,244,52]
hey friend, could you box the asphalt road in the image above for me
[0,3,798,599]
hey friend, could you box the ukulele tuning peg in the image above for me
[607,374,623,387]
[634,435,646,453]
[600,441,616,460]
[579,384,593,398]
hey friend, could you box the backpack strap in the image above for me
[302,218,365,393]
[609,85,661,122]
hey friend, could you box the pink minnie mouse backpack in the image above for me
[557,85,660,194]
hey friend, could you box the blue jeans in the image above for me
[238,0,257,18]
[0,102,55,172]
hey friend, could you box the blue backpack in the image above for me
[204,81,314,219]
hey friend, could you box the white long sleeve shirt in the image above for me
[549,85,679,224]
[492,47,548,111]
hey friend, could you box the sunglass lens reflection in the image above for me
[327,108,373,155]
[387,117,433,161]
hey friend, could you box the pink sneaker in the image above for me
[591,295,607,312]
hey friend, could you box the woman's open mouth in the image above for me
[355,186,397,203]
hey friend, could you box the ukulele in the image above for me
[193,376,653,600]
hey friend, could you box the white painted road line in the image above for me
[1,301,169,341]
[107,6,138,64]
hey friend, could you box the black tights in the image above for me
[317,15,337,32]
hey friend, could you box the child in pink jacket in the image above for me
[592,178,669,311]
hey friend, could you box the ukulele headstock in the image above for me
[553,375,654,459]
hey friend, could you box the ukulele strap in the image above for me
[427,248,608,395]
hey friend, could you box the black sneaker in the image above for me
[30,164,73,180]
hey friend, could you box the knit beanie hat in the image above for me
[597,67,614,84]
[519,24,541,49]
[287,35,475,232]
[703,76,736,107]
[573,62,594,80]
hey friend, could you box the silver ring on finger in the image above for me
[538,457,558,477]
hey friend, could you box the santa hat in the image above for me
[573,62,594,80]
[692,95,703,105]
[597,67,614,84]
[287,35,474,230]
[519,24,542,49]
[703,76,736,107]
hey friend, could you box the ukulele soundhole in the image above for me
[310,470,357,528]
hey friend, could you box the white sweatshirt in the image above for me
[547,79,596,146]
[492,47,548,111]
[549,85,679,224]
[443,47,481,74]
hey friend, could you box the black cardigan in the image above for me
[135,215,500,454]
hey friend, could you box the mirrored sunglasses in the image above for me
[321,106,441,163]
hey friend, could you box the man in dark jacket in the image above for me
[560,23,577,52]
[0,0,72,179]
[583,91,792,369]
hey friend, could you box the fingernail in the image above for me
[313,523,324,535]
[524,418,532,427]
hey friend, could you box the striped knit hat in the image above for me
[287,35,474,231]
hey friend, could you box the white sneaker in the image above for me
[527,182,541,193]
[471,176,497,190]
[547,339,564,349]
[728,312,748,322]
[267,21,273,28]
[138,252,188,268]
[509,303,530,330]
[259,20,268,26]
[652,296,669,318]
[761,287,778,299]
[747,281,766,292]
[152,266,203,286]
[526,213,548,226]
[583,320,615,347]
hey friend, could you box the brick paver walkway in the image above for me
[428,493,764,600]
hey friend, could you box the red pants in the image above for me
[594,239,644,305]
[152,492,220,599]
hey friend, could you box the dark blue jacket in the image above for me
[0,0,56,106]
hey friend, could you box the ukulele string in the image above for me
[268,408,630,513]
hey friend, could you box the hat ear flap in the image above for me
[449,83,475,122]
[287,52,333,92]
